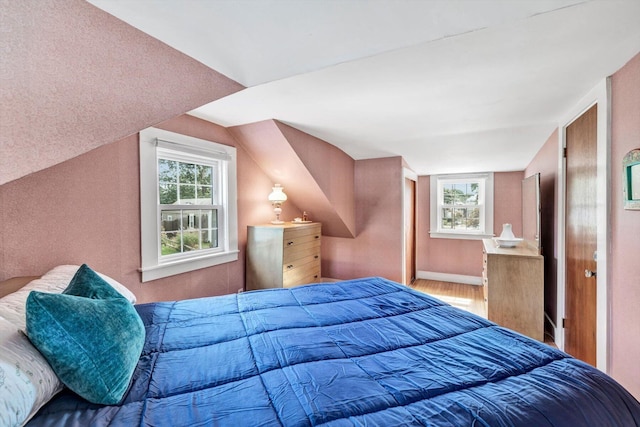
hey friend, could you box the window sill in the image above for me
[140,250,239,282]
[429,232,494,240]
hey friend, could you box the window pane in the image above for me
[446,207,481,231]
[161,210,180,255]
[443,185,454,205]
[160,209,218,256]
[159,184,177,204]
[179,162,196,184]
[201,230,213,249]
[467,207,480,229]
[441,208,452,229]
[158,159,177,183]
[468,183,479,204]
[196,186,212,204]
[182,210,199,229]
[160,232,180,255]
[454,183,466,202]
[456,184,468,204]
[199,210,211,228]
[453,207,465,228]
[179,184,196,202]
[182,231,199,252]
[161,211,180,232]
[197,164,213,185]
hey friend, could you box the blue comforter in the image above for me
[29,277,640,426]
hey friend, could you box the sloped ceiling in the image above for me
[88,0,640,175]
[229,120,356,237]
[0,0,243,185]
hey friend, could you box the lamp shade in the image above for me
[268,184,287,203]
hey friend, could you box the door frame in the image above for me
[556,78,611,372]
[402,168,418,286]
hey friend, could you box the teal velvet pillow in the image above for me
[25,269,144,405]
[64,263,124,300]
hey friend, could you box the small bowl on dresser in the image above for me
[494,237,523,248]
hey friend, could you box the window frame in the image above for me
[430,172,494,240]
[139,127,238,282]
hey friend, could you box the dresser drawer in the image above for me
[283,253,319,273]
[283,224,321,242]
[283,258,321,287]
[283,229,321,249]
[283,240,320,263]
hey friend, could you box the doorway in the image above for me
[404,175,416,285]
[557,79,610,371]
[564,104,598,366]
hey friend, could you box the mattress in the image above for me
[28,277,640,426]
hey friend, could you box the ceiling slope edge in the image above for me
[229,120,356,238]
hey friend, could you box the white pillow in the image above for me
[0,316,63,427]
[0,265,137,330]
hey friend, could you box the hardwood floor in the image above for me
[411,279,486,318]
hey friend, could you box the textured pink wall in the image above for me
[0,0,242,185]
[278,122,356,236]
[228,120,354,237]
[0,143,405,293]
[0,115,276,303]
[609,53,640,398]
[322,157,404,282]
[525,129,559,333]
[416,172,523,278]
[494,171,524,236]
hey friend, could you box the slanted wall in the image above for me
[229,120,356,238]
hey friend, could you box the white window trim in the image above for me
[430,172,494,240]
[139,127,238,282]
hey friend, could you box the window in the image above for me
[158,157,218,257]
[430,173,493,239]
[139,127,238,282]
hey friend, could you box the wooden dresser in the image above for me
[482,238,544,341]
[246,222,321,290]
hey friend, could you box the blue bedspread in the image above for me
[29,277,640,426]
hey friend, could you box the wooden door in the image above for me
[404,178,416,285]
[564,104,598,366]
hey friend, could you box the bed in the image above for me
[1,266,639,426]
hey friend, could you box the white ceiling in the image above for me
[88,0,640,175]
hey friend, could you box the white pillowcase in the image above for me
[0,316,63,427]
[0,266,137,426]
[0,265,137,330]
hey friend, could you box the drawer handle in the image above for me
[314,255,319,259]
[287,241,294,246]
[315,235,319,239]
[314,275,318,279]
[286,264,294,269]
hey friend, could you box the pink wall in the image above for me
[0,124,404,299]
[322,157,404,282]
[609,53,640,397]
[279,123,356,237]
[494,171,525,238]
[416,171,523,278]
[525,129,559,334]
[228,120,355,237]
[0,0,243,185]
[0,115,279,303]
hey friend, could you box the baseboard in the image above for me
[416,271,482,286]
